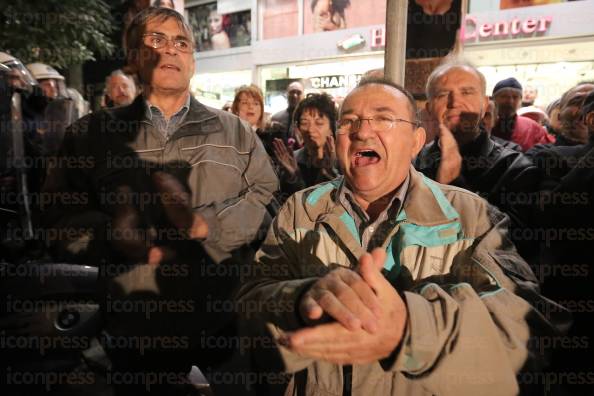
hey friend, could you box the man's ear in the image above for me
[425,100,432,116]
[412,126,426,158]
[586,112,594,129]
[482,95,489,117]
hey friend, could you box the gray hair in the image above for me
[105,69,133,86]
[124,7,194,64]
[425,57,487,99]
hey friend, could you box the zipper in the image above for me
[342,365,352,396]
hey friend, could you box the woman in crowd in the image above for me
[232,84,264,130]
[232,84,282,156]
[273,93,340,201]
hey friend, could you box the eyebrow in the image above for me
[146,31,190,40]
[341,106,396,115]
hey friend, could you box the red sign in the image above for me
[370,27,386,49]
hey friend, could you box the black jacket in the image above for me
[414,130,541,261]
[530,137,594,189]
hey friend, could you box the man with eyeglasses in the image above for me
[42,6,278,395]
[237,78,564,395]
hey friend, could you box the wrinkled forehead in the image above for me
[110,74,133,85]
[342,84,413,118]
[438,66,481,86]
[146,15,192,39]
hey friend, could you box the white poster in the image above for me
[217,0,250,14]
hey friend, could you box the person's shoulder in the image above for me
[414,140,439,167]
[491,135,522,151]
[436,180,486,205]
[516,115,546,133]
[415,174,491,227]
[204,102,239,123]
[525,143,553,158]
[281,178,342,219]
[197,101,252,133]
[271,109,288,121]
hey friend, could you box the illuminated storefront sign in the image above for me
[462,15,553,42]
[310,74,362,89]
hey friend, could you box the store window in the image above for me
[303,0,386,34]
[260,55,384,114]
[190,70,252,109]
[187,2,251,51]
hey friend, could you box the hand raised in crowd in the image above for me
[153,171,209,240]
[436,123,463,184]
[273,137,299,176]
[110,184,156,263]
[286,248,408,364]
[316,135,337,172]
[109,171,209,266]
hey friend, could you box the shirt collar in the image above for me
[144,93,191,121]
[337,170,410,223]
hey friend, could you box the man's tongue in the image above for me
[354,151,380,167]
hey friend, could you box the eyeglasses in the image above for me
[337,116,419,134]
[142,33,193,53]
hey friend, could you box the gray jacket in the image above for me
[42,94,279,264]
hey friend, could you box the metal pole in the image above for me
[384,0,408,85]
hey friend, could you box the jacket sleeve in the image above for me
[382,204,571,395]
[41,115,111,263]
[235,193,328,373]
[197,122,280,260]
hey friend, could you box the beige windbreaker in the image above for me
[237,167,569,396]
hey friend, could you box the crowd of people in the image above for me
[2,5,594,396]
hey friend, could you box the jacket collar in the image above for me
[430,128,493,158]
[459,129,493,157]
[110,94,224,138]
[400,167,457,226]
[303,166,455,229]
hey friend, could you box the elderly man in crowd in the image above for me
[42,6,278,395]
[530,83,594,185]
[104,69,138,107]
[414,59,540,262]
[491,77,554,151]
[238,78,565,395]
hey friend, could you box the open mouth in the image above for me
[353,149,380,167]
[160,64,180,71]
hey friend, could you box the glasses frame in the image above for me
[337,116,420,134]
[142,33,194,53]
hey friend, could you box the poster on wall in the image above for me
[187,2,251,52]
[406,0,462,60]
[303,0,386,34]
[499,0,563,9]
[150,0,185,13]
[404,0,463,98]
